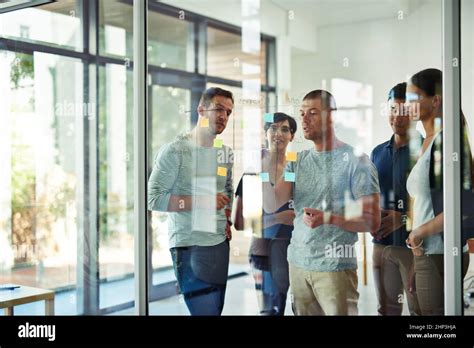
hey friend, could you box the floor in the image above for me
[150,273,382,315]
[3,259,473,316]
[122,257,474,316]
[116,266,408,316]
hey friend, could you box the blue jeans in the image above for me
[170,240,229,316]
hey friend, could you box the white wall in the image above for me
[160,0,473,153]
[290,0,443,153]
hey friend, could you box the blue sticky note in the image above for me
[261,172,270,182]
[264,113,274,123]
[284,172,295,182]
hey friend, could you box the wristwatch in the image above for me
[323,211,332,224]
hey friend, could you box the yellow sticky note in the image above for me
[217,167,227,177]
[286,151,297,162]
[213,139,223,148]
[200,118,209,128]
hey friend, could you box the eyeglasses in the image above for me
[269,125,292,134]
[205,107,232,117]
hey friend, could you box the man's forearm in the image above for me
[416,212,444,238]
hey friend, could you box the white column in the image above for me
[442,0,462,315]
[133,0,148,315]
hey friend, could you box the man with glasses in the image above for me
[148,87,234,315]
[263,90,381,315]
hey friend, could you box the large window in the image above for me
[148,11,195,71]
[0,50,82,312]
[1,0,81,50]
[0,0,136,315]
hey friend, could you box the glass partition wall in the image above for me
[146,0,471,316]
[0,0,471,316]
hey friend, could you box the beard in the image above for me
[210,123,225,135]
[304,130,325,142]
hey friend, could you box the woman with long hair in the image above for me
[405,68,472,315]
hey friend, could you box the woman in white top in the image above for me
[406,68,472,315]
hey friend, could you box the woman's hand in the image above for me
[407,228,424,256]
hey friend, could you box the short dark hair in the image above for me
[199,87,234,107]
[264,112,297,134]
[388,82,407,100]
[302,89,337,111]
[409,68,442,96]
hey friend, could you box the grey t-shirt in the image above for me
[287,143,380,272]
[147,134,234,248]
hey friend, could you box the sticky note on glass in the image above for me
[286,151,297,162]
[264,113,274,123]
[213,139,223,148]
[260,172,270,182]
[200,118,209,128]
[217,167,227,177]
[284,172,296,182]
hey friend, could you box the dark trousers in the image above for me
[250,238,290,315]
[170,240,229,316]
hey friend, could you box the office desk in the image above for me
[0,285,55,315]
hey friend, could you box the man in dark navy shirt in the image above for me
[370,82,420,316]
